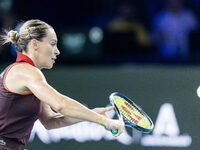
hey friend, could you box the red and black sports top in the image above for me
[0,54,43,150]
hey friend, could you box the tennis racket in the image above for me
[109,92,154,134]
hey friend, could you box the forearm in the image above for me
[45,114,83,130]
[42,107,108,130]
[58,101,124,137]
[28,79,102,125]
[58,96,103,124]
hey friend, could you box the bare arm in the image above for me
[40,104,114,130]
[39,103,83,129]
[16,64,124,136]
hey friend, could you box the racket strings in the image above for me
[114,96,151,129]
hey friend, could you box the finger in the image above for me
[115,121,124,137]
[92,107,104,113]
[115,126,124,137]
[105,106,114,112]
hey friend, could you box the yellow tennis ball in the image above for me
[197,86,200,98]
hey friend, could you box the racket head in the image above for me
[109,92,154,133]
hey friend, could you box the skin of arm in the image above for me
[39,103,81,130]
[40,103,114,130]
[8,64,124,136]
[23,65,104,123]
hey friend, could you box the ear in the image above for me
[30,39,40,50]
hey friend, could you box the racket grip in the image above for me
[111,129,118,135]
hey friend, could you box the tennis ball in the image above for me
[197,86,200,98]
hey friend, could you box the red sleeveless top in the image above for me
[0,54,43,149]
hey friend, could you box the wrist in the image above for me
[98,115,106,125]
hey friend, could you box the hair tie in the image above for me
[16,35,20,42]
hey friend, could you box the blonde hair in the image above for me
[1,19,52,52]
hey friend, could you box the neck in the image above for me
[21,52,41,69]
[16,53,35,67]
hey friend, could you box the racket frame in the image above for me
[110,92,154,133]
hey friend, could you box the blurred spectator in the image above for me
[144,0,164,26]
[151,0,198,63]
[103,1,155,63]
[107,1,150,48]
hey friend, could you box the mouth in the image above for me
[52,58,57,63]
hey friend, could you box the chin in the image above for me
[42,63,54,69]
[46,64,53,69]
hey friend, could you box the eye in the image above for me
[51,43,56,46]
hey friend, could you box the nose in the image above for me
[55,47,60,56]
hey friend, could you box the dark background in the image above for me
[0,0,200,149]
[0,0,200,65]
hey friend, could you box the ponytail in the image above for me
[0,29,19,46]
[0,19,52,52]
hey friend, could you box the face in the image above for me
[36,28,60,69]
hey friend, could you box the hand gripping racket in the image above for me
[109,92,154,134]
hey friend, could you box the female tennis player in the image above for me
[0,19,124,150]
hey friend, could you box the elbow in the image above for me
[45,126,54,130]
[40,120,53,130]
[53,101,64,113]
[53,97,70,114]
[51,96,73,116]
[43,124,52,130]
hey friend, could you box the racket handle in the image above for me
[111,129,118,135]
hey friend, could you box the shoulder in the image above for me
[4,63,47,94]
[8,62,46,83]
